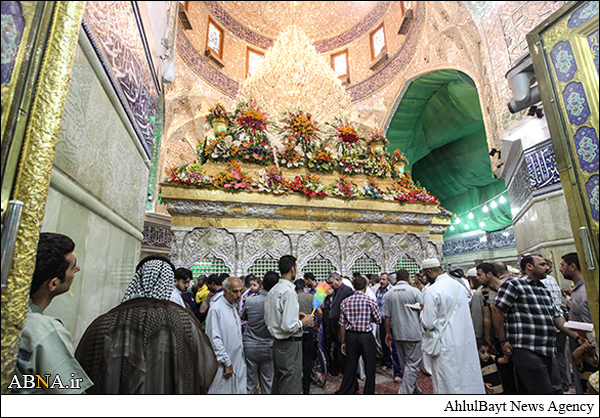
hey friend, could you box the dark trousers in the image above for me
[511,348,553,394]
[336,331,377,394]
[496,358,519,395]
[379,325,402,378]
[329,326,345,376]
[302,327,316,394]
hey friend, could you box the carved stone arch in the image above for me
[240,230,291,273]
[296,231,342,274]
[427,241,439,259]
[345,233,385,272]
[389,233,424,268]
[177,227,237,272]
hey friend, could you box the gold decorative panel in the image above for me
[527,0,599,344]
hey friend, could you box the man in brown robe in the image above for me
[75,256,217,394]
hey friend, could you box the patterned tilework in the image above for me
[312,1,392,53]
[142,223,172,249]
[443,228,516,257]
[176,25,239,98]
[551,41,578,83]
[562,82,591,126]
[587,175,599,222]
[567,1,599,29]
[574,127,600,174]
[525,143,562,192]
[1,1,25,84]
[589,29,599,76]
[83,1,159,157]
[203,1,274,51]
[204,1,392,54]
[347,1,424,102]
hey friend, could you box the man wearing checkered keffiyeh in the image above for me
[76,256,218,394]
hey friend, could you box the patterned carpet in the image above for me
[310,367,433,395]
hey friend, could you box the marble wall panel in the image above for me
[55,43,148,230]
[42,193,92,335]
[535,193,575,243]
[42,192,139,345]
[513,205,542,253]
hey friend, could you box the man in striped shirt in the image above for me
[336,275,382,394]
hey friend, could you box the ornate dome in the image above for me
[215,1,382,41]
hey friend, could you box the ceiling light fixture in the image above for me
[482,205,489,213]
[468,212,474,219]
[499,195,506,204]
[490,200,498,209]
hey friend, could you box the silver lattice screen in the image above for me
[190,257,231,279]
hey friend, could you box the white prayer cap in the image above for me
[422,258,440,269]
[467,268,477,277]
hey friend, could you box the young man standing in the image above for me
[492,254,586,394]
[264,255,314,394]
[336,275,382,395]
[11,233,92,394]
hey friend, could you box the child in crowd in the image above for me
[572,338,599,394]
[477,338,509,394]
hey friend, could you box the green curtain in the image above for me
[387,70,512,236]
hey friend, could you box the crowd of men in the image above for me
[9,232,598,395]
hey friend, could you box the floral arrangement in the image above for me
[390,149,409,165]
[359,177,385,199]
[205,102,231,125]
[289,174,329,199]
[281,110,320,154]
[233,100,269,134]
[277,140,305,168]
[212,160,254,191]
[307,144,335,174]
[362,156,392,178]
[255,166,289,194]
[386,174,439,204]
[368,128,389,147]
[203,135,234,163]
[330,118,364,157]
[165,164,214,187]
[330,174,359,200]
[231,137,274,165]
[337,154,364,175]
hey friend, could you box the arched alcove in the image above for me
[386,69,512,235]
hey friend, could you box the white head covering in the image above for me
[422,258,440,269]
[467,268,477,277]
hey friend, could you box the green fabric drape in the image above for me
[387,70,512,236]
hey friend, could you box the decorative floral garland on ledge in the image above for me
[164,161,440,205]
[165,102,453,214]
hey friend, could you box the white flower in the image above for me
[233,140,242,147]
[306,152,313,159]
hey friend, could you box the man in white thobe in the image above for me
[421,259,485,394]
[206,276,247,394]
